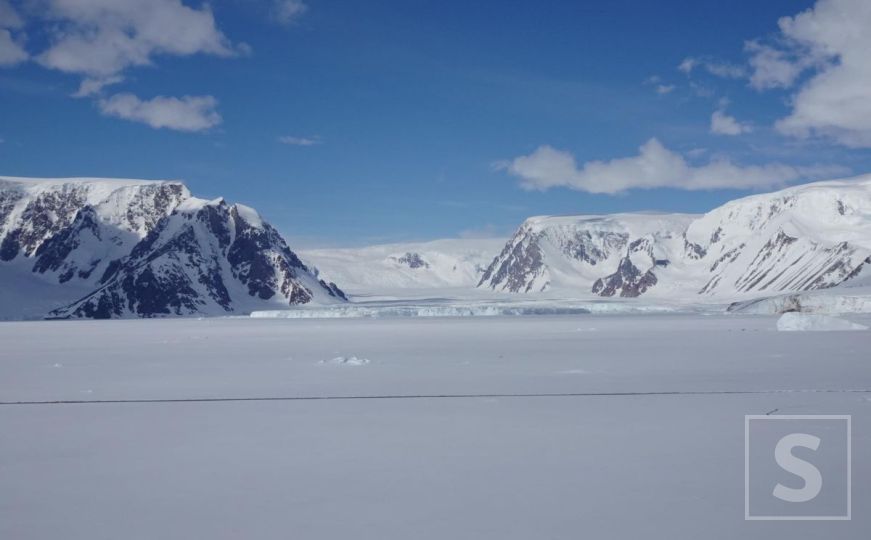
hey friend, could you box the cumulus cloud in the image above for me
[499,139,846,194]
[36,0,241,78]
[755,0,871,148]
[675,1,871,148]
[744,40,808,90]
[98,93,221,132]
[710,110,753,135]
[279,135,322,146]
[0,28,26,65]
[273,0,308,24]
[0,0,246,131]
[678,57,746,79]
[0,0,26,66]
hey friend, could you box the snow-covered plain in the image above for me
[1,314,869,539]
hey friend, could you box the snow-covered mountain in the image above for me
[301,238,504,296]
[479,175,871,300]
[478,213,697,296]
[0,177,345,319]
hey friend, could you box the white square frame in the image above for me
[744,414,851,521]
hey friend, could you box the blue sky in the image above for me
[2,0,870,246]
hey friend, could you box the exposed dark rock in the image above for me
[49,199,340,318]
[395,252,429,269]
[562,231,627,265]
[684,239,706,260]
[592,257,658,298]
[31,206,102,280]
[478,226,546,292]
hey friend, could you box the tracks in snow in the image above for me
[1,388,870,406]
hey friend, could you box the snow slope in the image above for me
[0,177,345,319]
[301,237,504,295]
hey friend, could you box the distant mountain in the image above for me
[479,175,871,300]
[0,177,345,319]
[301,238,504,296]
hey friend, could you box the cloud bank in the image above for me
[500,139,846,194]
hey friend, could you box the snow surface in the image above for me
[1,315,869,539]
[776,312,868,332]
[301,237,505,294]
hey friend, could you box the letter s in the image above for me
[772,433,822,503]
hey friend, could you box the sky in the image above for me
[2,0,871,247]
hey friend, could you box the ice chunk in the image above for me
[320,356,370,366]
[776,312,868,332]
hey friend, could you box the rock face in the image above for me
[592,240,661,298]
[480,175,871,299]
[476,221,549,293]
[0,177,345,319]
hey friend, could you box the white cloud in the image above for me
[72,75,124,98]
[0,0,26,66]
[98,93,221,132]
[710,110,753,135]
[279,135,322,146]
[499,138,846,194]
[643,75,675,95]
[0,0,245,131]
[678,57,746,79]
[273,0,308,24]
[0,28,26,65]
[755,0,871,148]
[744,40,807,90]
[0,0,22,28]
[36,0,241,78]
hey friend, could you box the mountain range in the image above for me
[478,175,871,300]
[2,174,870,319]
